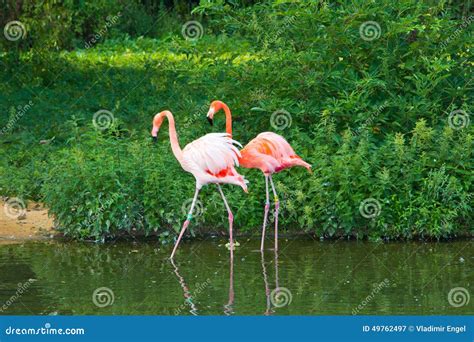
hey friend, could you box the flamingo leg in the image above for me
[269,176,279,251]
[260,175,270,251]
[217,184,234,250]
[170,187,200,259]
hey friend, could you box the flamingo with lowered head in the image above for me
[206,101,311,251]
[151,110,248,259]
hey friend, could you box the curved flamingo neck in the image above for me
[219,102,233,138]
[154,111,184,163]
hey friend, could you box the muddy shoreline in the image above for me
[0,200,55,242]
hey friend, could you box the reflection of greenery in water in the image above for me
[0,239,472,315]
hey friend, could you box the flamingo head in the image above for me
[207,100,225,126]
[151,111,167,143]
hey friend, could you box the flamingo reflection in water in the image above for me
[170,259,198,316]
[170,250,235,316]
[171,249,283,315]
[224,249,234,316]
[261,250,280,315]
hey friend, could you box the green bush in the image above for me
[1,0,472,241]
[40,118,472,241]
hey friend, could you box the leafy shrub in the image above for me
[41,124,147,240]
[39,118,472,241]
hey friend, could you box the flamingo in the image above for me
[206,101,311,251]
[151,110,248,259]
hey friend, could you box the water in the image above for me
[0,239,472,315]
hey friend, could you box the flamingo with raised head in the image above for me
[151,110,248,259]
[206,101,311,251]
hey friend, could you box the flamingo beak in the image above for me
[151,127,159,143]
[207,107,215,126]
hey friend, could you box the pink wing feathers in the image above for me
[240,132,311,174]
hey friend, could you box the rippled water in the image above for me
[0,238,472,315]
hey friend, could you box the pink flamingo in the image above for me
[151,110,248,259]
[206,101,311,251]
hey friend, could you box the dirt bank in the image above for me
[0,200,55,241]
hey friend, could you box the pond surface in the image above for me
[0,238,472,315]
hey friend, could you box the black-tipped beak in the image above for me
[207,117,213,126]
[151,136,157,143]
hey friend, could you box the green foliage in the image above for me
[41,125,142,240]
[0,0,198,52]
[0,0,472,241]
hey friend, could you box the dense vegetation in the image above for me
[0,0,472,241]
